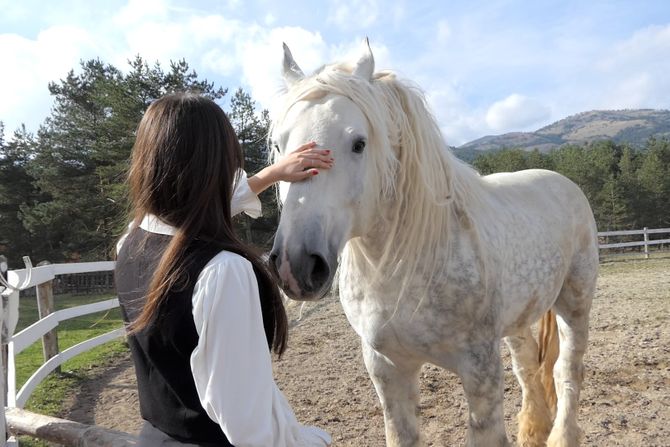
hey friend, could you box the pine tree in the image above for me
[0,126,42,265]
[596,173,629,231]
[526,148,554,170]
[228,88,277,248]
[616,146,640,228]
[20,57,227,262]
[637,138,670,228]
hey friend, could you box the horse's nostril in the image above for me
[308,254,330,290]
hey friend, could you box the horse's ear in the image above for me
[282,42,305,87]
[352,37,375,81]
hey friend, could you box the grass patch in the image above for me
[13,292,130,446]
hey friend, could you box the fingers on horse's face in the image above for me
[271,95,372,299]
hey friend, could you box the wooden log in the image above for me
[36,261,60,373]
[5,407,138,446]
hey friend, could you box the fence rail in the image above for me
[597,227,670,258]
[1,259,128,446]
[7,301,124,408]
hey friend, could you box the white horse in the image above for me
[269,40,598,447]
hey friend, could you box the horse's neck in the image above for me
[346,204,454,273]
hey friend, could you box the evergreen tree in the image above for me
[472,148,528,174]
[19,57,226,262]
[228,88,277,248]
[616,146,641,228]
[637,138,670,227]
[596,173,629,231]
[0,125,41,264]
[525,149,553,170]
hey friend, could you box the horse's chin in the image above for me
[280,277,334,302]
[283,285,332,302]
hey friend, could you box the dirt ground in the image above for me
[62,257,669,446]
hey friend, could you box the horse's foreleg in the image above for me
[505,329,553,447]
[362,342,423,447]
[458,341,511,447]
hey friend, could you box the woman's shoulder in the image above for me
[192,250,259,317]
[200,249,255,277]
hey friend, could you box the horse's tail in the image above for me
[538,309,559,418]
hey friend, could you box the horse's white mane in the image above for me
[275,62,489,289]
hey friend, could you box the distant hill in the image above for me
[456,109,670,160]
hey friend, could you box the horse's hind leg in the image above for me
[362,342,423,447]
[505,328,553,447]
[547,260,596,447]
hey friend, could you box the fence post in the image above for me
[1,254,7,444]
[36,261,60,373]
[1,256,8,387]
[643,227,649,259]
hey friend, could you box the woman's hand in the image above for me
[248,142,334,194]
[270,141,333,182]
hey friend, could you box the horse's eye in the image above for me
[352,139,366,154]
[273,143,280,153]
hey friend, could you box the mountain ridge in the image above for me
[455,109,670,157]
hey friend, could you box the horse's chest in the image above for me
[338,272,492,360]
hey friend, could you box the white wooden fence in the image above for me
[0,258,136,446]
[598,227,670,258]
[0,226,667,445]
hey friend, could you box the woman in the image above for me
[115,92,333,446]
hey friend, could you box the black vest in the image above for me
[115,228,234,447]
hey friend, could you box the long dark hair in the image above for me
[126,92,287,356]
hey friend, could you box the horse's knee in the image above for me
[362,343,424,446]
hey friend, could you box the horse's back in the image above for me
[481,168,598,263]
[482,169,596,237]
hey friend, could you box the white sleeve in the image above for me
[115,221,134,254]
[232,171,262,218]
[190,253,331,447]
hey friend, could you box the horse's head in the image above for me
[269,40,388,300]
[270,40,457,301]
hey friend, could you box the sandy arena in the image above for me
[62,257,669,446]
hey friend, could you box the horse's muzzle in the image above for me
[269,242,334,301]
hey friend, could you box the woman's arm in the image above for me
[247,142,333,195]
[190,252,331,447]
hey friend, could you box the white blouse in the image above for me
[118,173,331,447]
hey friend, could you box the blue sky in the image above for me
[1,0,669,146]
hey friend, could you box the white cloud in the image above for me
[594,24,670,110]
[425,86,486,146]
[327,0,380,29]
[3,0,668,145]
[112,2,240,65]
[236,27,328,111]
[230,29,392,113]
[114,0,170,26]
[485,94,551,132]
[0,0,390,134]
[264,13,276,26]
[0,25,97,134]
